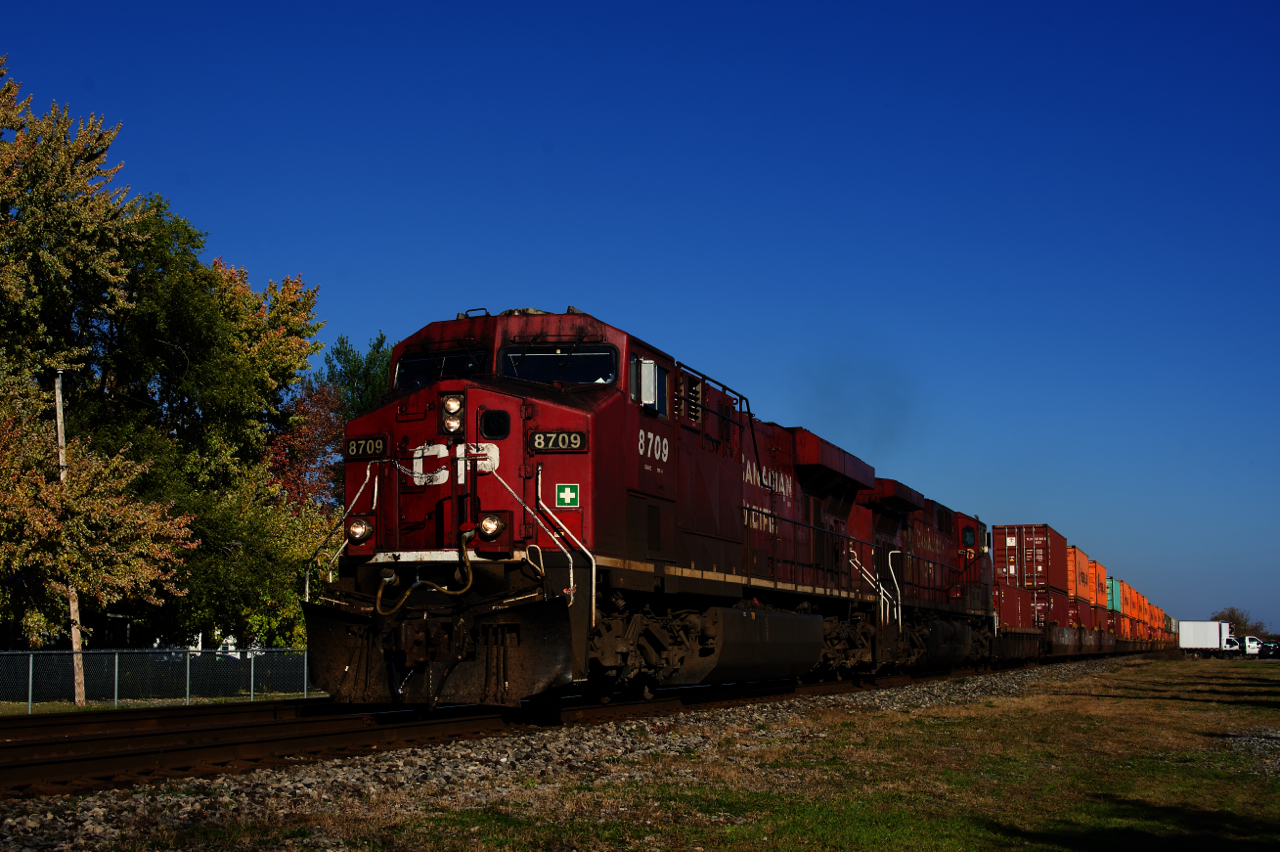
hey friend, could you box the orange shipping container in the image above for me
[1088,560,1108,608]
[1064,546,1090,601]
[1120,581,1137,621]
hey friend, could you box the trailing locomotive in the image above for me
[303,307,1168,708]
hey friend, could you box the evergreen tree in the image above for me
[315,332,393,419]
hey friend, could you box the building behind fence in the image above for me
[0,649,315,713]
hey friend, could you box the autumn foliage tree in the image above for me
[0,356,193,642]
[267,382,345,509]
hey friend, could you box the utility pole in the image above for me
[55,371,85,707]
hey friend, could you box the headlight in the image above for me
[443,414,462,433]
[346,517,373,542]
[442,395,463,414]
[478,514,505,539]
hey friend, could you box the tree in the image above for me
[266,381,344,509]
[78,199,324,471]
[314,333,392,419]
[169,461,329,647]
[0,354,194,644]
[1,57,332,649]
[283,332,392,508]
[0,56,147,373]
[1210,607,1269,640]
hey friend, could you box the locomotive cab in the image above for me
[307,307,623,707]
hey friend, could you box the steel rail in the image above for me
[0,654,1134,799]
[0,698,333,743]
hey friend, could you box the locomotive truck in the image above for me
[303,307,1159,708]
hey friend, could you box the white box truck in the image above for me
[1178,621,1239,658]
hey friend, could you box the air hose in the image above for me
[374,529,477,616]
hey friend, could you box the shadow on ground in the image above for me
[983,793,1279,851]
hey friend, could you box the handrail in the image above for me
[484,462,572,602]
[310,463,374,593]
[532,465,578,603]
[745,504,968,582]
[850,549,891,623]
[887,550,903,625]
[535,463,598,628]
[673,359,767,489]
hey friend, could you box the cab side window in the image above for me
[629,354,669,418]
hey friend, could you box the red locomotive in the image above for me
[304,307,1169,707]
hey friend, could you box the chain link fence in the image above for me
[0,649,315,713]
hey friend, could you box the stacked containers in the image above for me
[1090,560,1110,633]
[991,526,1171,646]
[1107,576,1122,612]
[1106,576,1122,637]
[994,584,1035,629]
[1121,580,1137,638]
[992,524,1072,628]
[1065,545,1090,628]
[992,524,1069,591]
[1032,590,1069,628]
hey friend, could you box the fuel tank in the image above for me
[663,607,824,685]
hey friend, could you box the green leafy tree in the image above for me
[79,198,323,470]
[172,461,330,647]
[0,56,147,373]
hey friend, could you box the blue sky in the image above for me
[8,1,1278,628]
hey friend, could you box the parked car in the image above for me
[1259,641,1279,659]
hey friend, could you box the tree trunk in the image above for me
[69,588,85,707]
[56,372,85,706]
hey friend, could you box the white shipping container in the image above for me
[1178,621,1232,651]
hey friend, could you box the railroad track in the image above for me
[0,663,1030,799]
[0,697,334,743]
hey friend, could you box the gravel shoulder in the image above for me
[0,658,1223,851]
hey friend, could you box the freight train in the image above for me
[303,307,1172,708]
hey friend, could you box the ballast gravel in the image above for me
[0,659,1125,850]
[1224,728,1280,776]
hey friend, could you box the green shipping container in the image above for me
[1107,577,1123,613]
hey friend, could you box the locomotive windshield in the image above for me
[498,344,617,387]
[394,349,489,390]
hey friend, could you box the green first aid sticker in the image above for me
[556,484,580,508]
